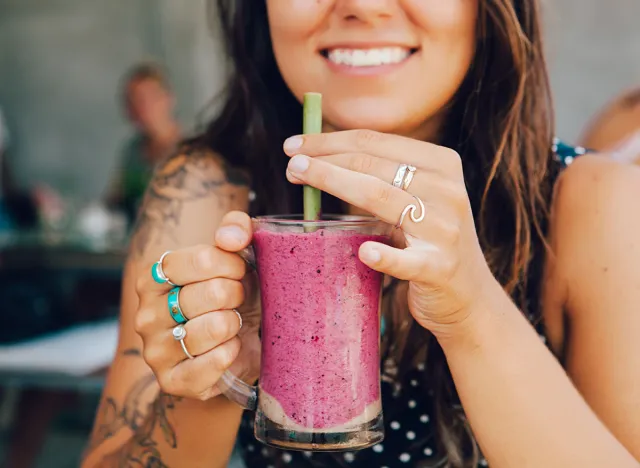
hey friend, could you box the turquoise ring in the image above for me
[168,287,188,324]
[151,262,167,284]
[151,251,178,286]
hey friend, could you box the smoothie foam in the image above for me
[254,228,386,430]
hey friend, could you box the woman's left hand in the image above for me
[283,130,503,339]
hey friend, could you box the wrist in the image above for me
[434,279,517,355]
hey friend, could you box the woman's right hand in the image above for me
[134,211,261,400]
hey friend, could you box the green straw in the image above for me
[302,93,322,222]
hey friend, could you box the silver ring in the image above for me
[233,309,243,330]
[392,164,409,188]
[172,324,194,360]
[401,165,417,191]
[157,251,178,287]
[396,196,426,229]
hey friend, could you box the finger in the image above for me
[358,239,451,284]
[215,211,253,253]
[155,245,246,291]
[177,309,242,359]
[315,153,445,193]
[179,278,244,320]
[284,130,461,176]
[166,337,241,399]
[287,154,425,234]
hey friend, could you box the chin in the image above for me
[323,98,440,138]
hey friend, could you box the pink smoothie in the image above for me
[254,228,387,430]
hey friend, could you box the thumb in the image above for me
[215,211,252,253]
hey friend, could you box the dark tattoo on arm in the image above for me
[131,147,250,258]
[100,392,181,467]
[86,349,182,467]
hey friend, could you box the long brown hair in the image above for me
[194,1,558,465]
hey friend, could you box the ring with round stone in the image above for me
[151,251,178,286]
[173,324,194,360]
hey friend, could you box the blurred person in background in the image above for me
[106,62,182,224]
[581,87,640,164]
[84,1,640,468]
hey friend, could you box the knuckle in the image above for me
[213,338,240,372]
[203,313,226,344]
[230,281,245,307]
[207,280,228,308]
[354,129,381,150]
[370,182,393,206]
[134,307,156,335]
[439,221,461,245]
[192,245,216,274]
[142,345,164,369]
[350,153,373,174]
[228,255,246,280]
[135,274,148,298]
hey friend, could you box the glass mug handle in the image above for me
[217,246,258,411]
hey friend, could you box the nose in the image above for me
[334,0,396,26]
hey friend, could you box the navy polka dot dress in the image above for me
[238,142,588,468]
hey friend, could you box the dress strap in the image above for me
[552,137,590,166]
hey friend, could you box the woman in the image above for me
[83,1,640,467]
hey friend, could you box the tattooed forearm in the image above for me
[86,347,183,467]
[100,392,181,467]
[87,351,155,451]
[130,146,250,258]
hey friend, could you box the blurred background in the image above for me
[0,0,637,466]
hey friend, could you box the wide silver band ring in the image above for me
[172,324,194,360]
[157,251,178,287]
[401,165,417,191]
[392,164,417,192]
[392,164,409,188]
[396,195,426,229]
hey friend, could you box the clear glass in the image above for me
[220,214,390,452]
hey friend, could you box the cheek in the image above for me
[266,0,331,101]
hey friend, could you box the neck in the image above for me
[145,120,180,144]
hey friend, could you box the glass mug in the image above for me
[218,215,390,451]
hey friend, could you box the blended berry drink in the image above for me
[250,216,388,451]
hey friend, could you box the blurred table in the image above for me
[0,230,126,274]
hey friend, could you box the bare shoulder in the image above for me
[549,154,640,313]
[552,154,640,232]
[131,145,251,260]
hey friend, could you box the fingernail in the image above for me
[288,155,309,174]
[361,246,381,264]
[218,225,246,242]
[284,136,303,152]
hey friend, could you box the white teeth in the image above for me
[327,47,411,67]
